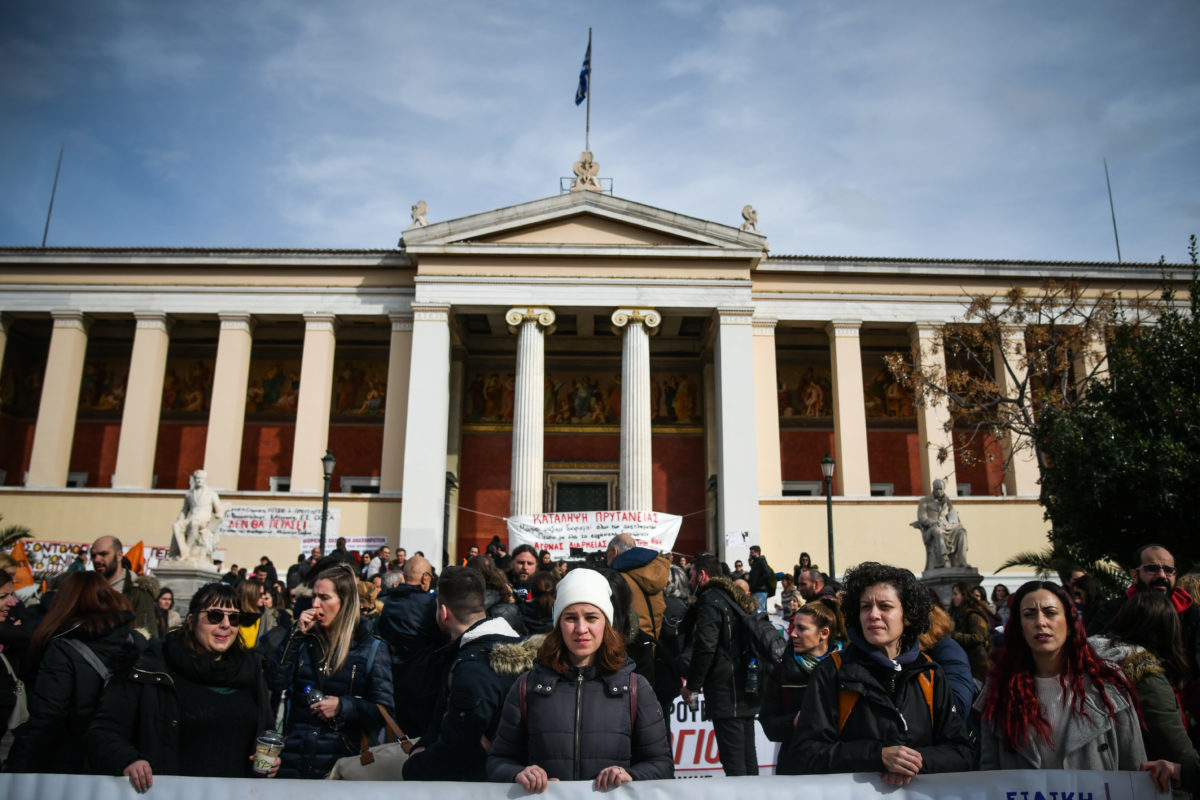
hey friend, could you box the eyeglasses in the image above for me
[1140,564,1177,576]
[202,609,241,625]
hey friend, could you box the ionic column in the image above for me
[399,303,452,564]
[507,307,556,516]
[612,307,661,511]
[752,317,782,495]
[379,313,413,493]
[994,325,1040,496]
[27,310,91,487]
[291,313,339,492]
[908,323,957,495]
[112,312,173,489]
[204,313,255,491]
[826,321,871,495]
[713,307,759,566]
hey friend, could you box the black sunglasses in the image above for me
[203,609,241,626]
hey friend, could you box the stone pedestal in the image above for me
[152,562,222,609]
[921,566,982,606]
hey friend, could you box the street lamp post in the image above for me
[821,453,836,578]
[319,449,336,556]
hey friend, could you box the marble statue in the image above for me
[570,151,601,192]
[741,205,758,232]
[410,200,428,228]
[912,479,970,570]
[170,470,225,566]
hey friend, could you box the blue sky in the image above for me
[1,1,1197,262]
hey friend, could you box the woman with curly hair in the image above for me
[977,580,1145,771]
[761,596,846,749]
[950,581,994,683]
[779,562,974,783]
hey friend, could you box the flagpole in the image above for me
[585,28,592,153]
[42,144,64,248]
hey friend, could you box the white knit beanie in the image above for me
[551,568,614,626]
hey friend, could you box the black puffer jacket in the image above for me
[85,634,273,777]
[759,648,831,744]
[8,616,143,772]
[267,623,394,779]
[375,584,444,737]
[778,634,976,775]
[402,618,531,781]
[488,660,673,783]
[682,577,760,719]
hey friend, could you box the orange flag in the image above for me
[9,540,35,590]
[126,541,146,575]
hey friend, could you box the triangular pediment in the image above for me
[400,191,766,255]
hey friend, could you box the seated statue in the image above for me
[169,469,224,567]
[911,479,970,571]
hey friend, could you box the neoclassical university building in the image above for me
[0,170,1179,577]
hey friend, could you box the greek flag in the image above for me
[575,40,590,106]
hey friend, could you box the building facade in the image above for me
[0,189,1175,576]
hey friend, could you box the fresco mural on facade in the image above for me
[776,364,833,419]
[161,358,214,414]
[331,358,388,418]
[78,358,129,413]
[464,369,702,426]
[0,348,46,418]
[246,359,302,415]
[862,362,915,419]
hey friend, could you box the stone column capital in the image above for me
[505,307,556,335]
[752,317,778,336]
[825,319,862,339]
[411,302,451,323]
[388,312,414,332]
[713,307,754,325]
[218,312,256,334]
[907,322,943,341]
[303,312,339,333]
[134,311,174,333]
[611,307,661,333]
[50,309,92,333]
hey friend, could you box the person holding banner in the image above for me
[779,562,975,783]
[976,580,1145,772]
[487,568,673,791]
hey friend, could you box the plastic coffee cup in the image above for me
[253,730,285,775]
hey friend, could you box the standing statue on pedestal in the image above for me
[913,479,970,571]
[170,469,224,567]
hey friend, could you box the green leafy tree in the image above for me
[1036,236,1200,569]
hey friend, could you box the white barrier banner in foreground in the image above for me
[0,770,1160,800]
[508,510,680,556]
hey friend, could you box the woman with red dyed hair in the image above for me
[976,580,1145,770]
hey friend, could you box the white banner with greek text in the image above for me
[218,506,340,539]
[507,511,680,557]
[0,770,1159,799]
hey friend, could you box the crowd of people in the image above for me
[0,535,1198,795]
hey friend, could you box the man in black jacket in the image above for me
[680,552,761,776]
[747,545,775,613]
[402,566,524,781]
[376,555,443,737]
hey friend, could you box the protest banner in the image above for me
[218,506,340,539]
[0,769,1160,799]
[507,510,680,558]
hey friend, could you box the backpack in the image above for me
[718,593,788,669]
[763,562,778,596]
[829,650,935,734]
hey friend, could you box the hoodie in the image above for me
[611,547,671,639]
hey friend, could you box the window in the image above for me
[957,483,972,497]
[869,483,895,497]
[340,476,381,494]
[269,476,291,492]
[782,481,823,497]
[544,464,617,512]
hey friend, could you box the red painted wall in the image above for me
[153,423,208,490]
[239,424,296,491]
[865,431,921,496]
[0,418,35,486]
[781,430,836,484]
[328,424,383,481]
[69,421,121,487]
[954,433,1006,496]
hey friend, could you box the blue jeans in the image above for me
[753,592,767,613]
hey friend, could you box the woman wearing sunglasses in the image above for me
[267,564,394,779]
[87,582,278,792]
